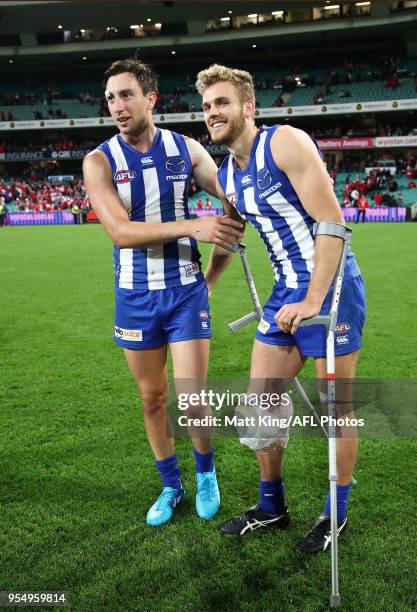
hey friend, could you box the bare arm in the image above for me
[186,137,218,197]
[186,136,244,225]
[270,126,344,333]
[185,137,246,287]
[83,150,243,250]
[205,177,246,293]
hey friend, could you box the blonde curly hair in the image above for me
[195,64,255,103]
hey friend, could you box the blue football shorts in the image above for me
[255,274,366,358]
[114,278,211,350]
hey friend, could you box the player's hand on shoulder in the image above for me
[190,214,244,250]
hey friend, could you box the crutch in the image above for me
[228,224,352,608]
[298,222,352,609]
[229,243,327,437]
[229,241,358,475]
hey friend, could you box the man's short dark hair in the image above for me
[103,58,158,94]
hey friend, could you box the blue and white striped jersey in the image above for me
[217,125,360,289]
[97,128,202,290]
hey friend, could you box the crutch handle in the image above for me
[298,314,331,329]
[228,311,258,333]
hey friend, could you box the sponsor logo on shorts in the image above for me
[201,321,209,329]
[226,193,237,205]
[258,319,270,334]
[241,175,252,185]
[199,310,209,320]
[256,168,272,190]
[141,156,154,165]
[183,262,200,278]
[113,169,136,184]
[114,326,143,341]
[258,182,282,199]
[336,335,349,345]
[166,158,186,174]
[336,322,351,332]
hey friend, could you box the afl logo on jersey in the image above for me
[166,158,186,174]
[257,168,272,190]
[113,169,136,184]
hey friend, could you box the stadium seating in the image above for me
[0,101,99,121]
[1,57,416,118]
[287,80,416,107]
[333,170,417,207]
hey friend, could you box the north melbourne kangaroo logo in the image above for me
[257,168,272,190]
[166,158,186,174]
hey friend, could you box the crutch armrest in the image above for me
[313,222,351,241]
[228,311,259,333]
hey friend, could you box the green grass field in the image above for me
[1,223,416,611]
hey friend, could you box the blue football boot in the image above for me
[146,486,186,526]
[196,467,220,520]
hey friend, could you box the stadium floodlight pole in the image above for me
[298,222,352,609]
[228,243,327,437]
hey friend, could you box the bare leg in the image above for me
[170,339,211,454]
[250,340,306,479]
[314,351,360,485]
[124,345,173,461]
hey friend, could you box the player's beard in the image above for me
[211,110,246,147]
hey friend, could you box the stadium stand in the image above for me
[0,177,88,212]
[1,56,417,119]
[1,154,416,217]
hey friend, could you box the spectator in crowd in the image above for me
[374,192,383,206]
[388,178,398,192]
[0,197,7,226]
[382,192,397,206]
[350,187,360,207]
[356,194,369,223]
[71,201,80,224]
[313,91,324,104]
